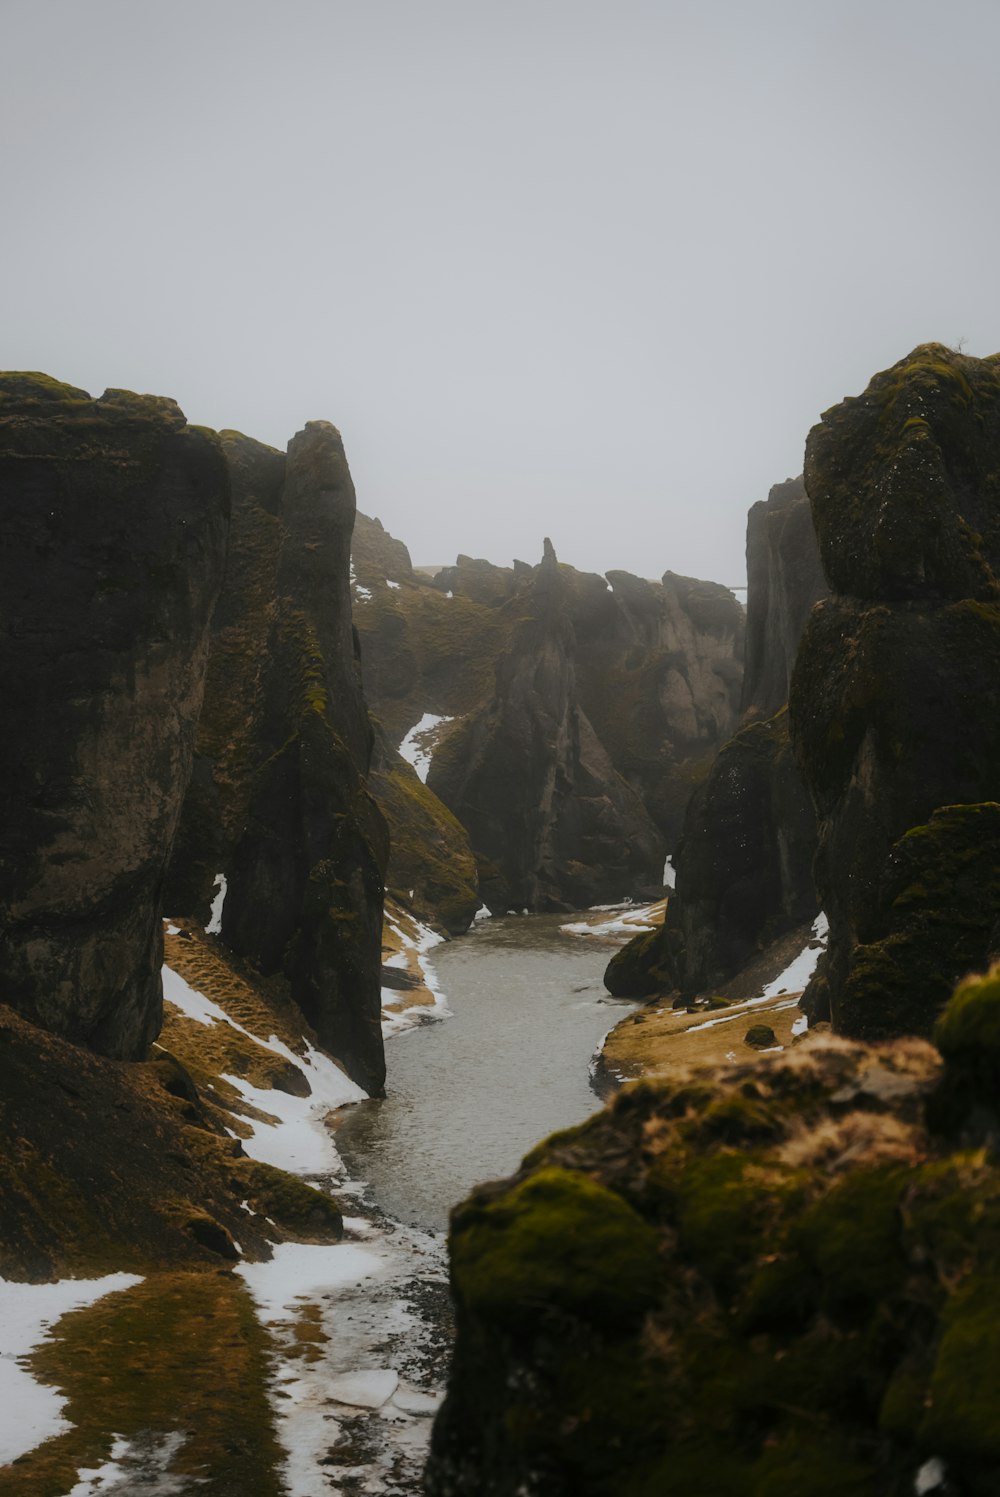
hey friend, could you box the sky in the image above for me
[4,0,1000,588]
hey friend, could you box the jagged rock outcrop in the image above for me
[606,480,823,999]
[606,708,818,997]
[0,374,229,1058]
[354,524,745,912]
[740,475,827,721]
[427,969,1000,1496]
[427,542,667,911]
[790,345,1000,1039]
[168,424,388,1094]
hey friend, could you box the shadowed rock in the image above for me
[0,374,229,1058]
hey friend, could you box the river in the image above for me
[334,913,636,1232]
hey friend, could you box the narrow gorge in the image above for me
[3,345,1000,1497]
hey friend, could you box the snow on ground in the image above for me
[162,964,365,1174]
[0,1273,142,1465]
[235,1168,448,1496]
[663,855,675,889]
[205,873,227,935]
[386,579,401,590]
[397,713,453,783]
[560,900,663,940]
[380,906,452,1040]
[65,1432,190,1496]
[684,913,829,1037]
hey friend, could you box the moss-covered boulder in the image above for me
[427,988,1000,1496]
[0,374,229,1059]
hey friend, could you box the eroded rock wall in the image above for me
[427,543,667,912]
[169,423,388,1094]
[0,374,229,1058]
[790,344,1000,1038]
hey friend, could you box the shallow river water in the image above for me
[334,913,635,1232]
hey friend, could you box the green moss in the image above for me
[934,964,1000,1083]
[9,1273,284,1497]
[922,1274,1000,1460]
[238,1158,343,1237]
[450,1166,661,1333]
[794,1165,908,1313]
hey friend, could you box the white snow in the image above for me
[386,579,400,590]
[66,1432,189,1495]
[398,712,453,783]
[791,1013,809,1037]
[445,590,453,599]
[381,911,451,1039]
[222,1048,365,1173]
[0,1273,142,1466]
[355,585,372,600]
[915,1457,947,1495]
[663,855,675,890]
[326,1368,399,1408]
[760,911,828,998]
[473,904,492,921]
[237,1240,384,1321]
[205,873,227,935]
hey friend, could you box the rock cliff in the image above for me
[168,424,388,1094]
[606,478,822,999]
[790,344,1000,1039]
[0,374,229,1058]
[427,542,667,912]
[427,968,1000,1496]
[740,475,827,721]
[354,527,745,913]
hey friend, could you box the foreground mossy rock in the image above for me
[168,424,389,1094]
[606,708,817,997]
[791,350,1000,1038]
[427,987,1000,1496]
[0,374,229,1059]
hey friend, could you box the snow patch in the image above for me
[206,873,226,935]
[473,904,492,921]
[915,1457,947,1495]
[326,1368,399,1408]
[381,910,451,1039]
[0,1273,143,1465]
[386,579,401,590]
[760,911,828,998]
[398,712,454,783]
[354,584,372,601]
[663,855,675,890]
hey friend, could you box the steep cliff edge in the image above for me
[606,478,821,1000]
[0,374,229,1058]
[790,344,1000,1039]
[740,475,827,722]
[168,424,388,1094]
[427,969,1000,1496]
[354,528,744,914]
[427,542,667,912]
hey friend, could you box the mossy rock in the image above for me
[450,1166,661,1335]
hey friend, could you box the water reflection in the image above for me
[333,914,634,1232]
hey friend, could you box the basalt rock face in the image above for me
[606,707,818,997]
[0,374,229,1059]
[427,544,667,912]
[790,345,1000,1039]
[355,528,745,912]
[168,424,388,1094]
[740,475,827,722]
[427,972,1000,1497]
[606,482,822,999]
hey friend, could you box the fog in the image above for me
[4,0,999,586]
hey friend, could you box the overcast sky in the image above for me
[4,1,999,586]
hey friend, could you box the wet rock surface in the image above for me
[0,374,229,1059]
[791,345,1000,1038]
[169,423,388,1094]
